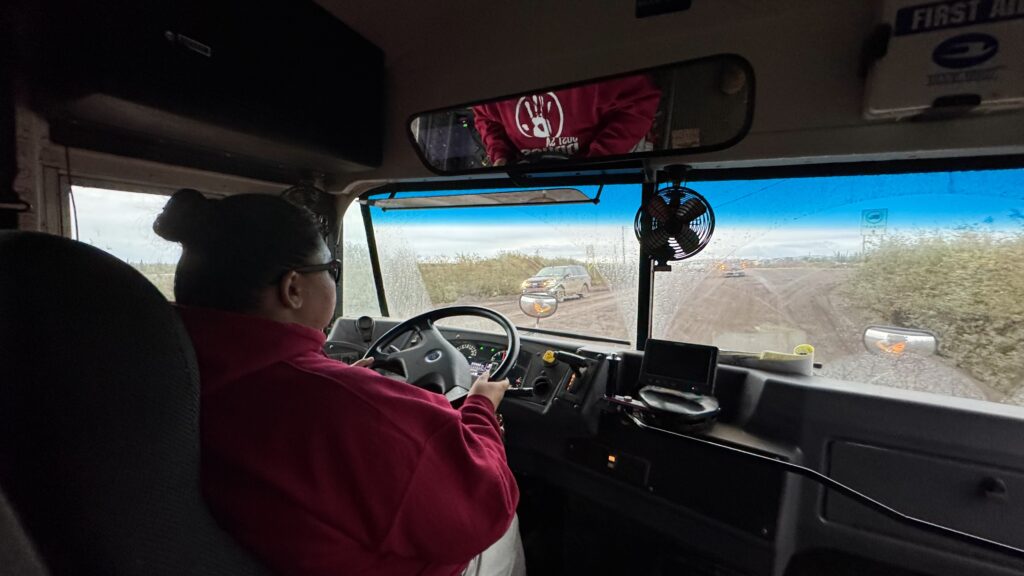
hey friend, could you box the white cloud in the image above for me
[365,221,867,261]
[376,223,617,259]
[73,187,181,264]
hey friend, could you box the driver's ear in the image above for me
[277,271,304,310]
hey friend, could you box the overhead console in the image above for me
[25,0,384,183]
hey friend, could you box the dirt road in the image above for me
[666,268,990,401]
[667,268,862,359]
[472,286,633,342]
[447,267,992,402]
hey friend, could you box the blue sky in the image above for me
[369,170,1024,228]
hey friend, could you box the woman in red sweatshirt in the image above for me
[153,189,523,576]
[472,73,660,166]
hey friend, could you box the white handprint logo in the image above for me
[524,95,552,137]
[515,92,564,139]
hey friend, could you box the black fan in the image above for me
[634,183,715,264]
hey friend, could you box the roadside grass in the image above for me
[132,262,176,301]
[128,252,608,307]
[842,232,1024,398]
[417,251,604,304]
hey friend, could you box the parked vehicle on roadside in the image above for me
[521,265,591,301]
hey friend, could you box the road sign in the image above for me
[861,208,888,235]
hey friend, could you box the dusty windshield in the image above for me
[343,185,641,342]
[535,267,570,277]
[343,168,1023,405]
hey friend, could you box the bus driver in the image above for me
[153,189,525,576]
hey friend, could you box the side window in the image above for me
[71,186,180,300]
[340,200,381,316]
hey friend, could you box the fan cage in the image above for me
[634,185,716,263]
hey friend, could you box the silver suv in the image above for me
[521,265,592,302]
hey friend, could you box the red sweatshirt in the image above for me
[472,74,660,164]
[178,307,519,576]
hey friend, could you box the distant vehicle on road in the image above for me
[521,265,591,301]
[722,262,746,277]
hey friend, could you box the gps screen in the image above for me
[641,339,717,395]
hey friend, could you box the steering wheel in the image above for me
[362,306,520,402]
[516,152,571,164]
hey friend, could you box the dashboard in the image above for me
[324,315,1024,576]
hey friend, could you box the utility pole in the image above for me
[621,225,627,264]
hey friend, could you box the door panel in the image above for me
[827,441,1024,550]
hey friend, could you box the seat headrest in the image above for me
[0,231,266,575]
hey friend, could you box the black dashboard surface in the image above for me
[325,315,1024,576]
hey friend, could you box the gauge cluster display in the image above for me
[456,342,506,364]
[455,340,525,386]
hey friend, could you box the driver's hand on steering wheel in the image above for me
[352,357,375,369]
[468,370,510,411]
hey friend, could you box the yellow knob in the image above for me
[542,350,557,365]
[793,344,815,356]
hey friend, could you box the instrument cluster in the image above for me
[455,341,507,365]
[453,340,526,387]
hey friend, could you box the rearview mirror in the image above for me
[519,294,559,325]
[409,54,754,174]
[863,326,938,357]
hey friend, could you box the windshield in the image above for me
[344,185,641,342]
[343,167,1023,405]
[535,267,569,277]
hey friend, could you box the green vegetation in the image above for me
[417,251,603,304]
[132,262,176,301]
[843,232,1024,398]
[126,251,607,307]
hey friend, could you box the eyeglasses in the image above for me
[293,259,342,284]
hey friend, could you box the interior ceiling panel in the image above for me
[317,0,783,93]
[313,1,1024,191]
[321,1,777,60]
[313,0,801,187]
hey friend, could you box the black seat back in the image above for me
[0,231,267,575]
[0,486,48,576]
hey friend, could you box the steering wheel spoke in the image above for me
[444,386,470,403]
[411,316,435,331]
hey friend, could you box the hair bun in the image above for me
[153,188,213,244]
